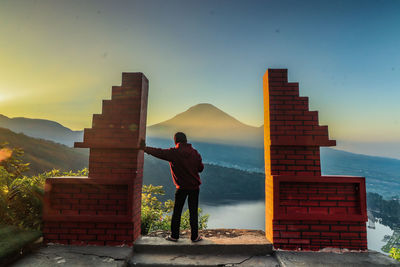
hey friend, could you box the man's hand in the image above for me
[139,139,146,150]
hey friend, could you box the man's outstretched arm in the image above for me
[198,153,204,173]
[139,139,175,162]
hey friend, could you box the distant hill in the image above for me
[1,125,399,203]
[0,114,83,147]
[147,104,263,147]
[0,127,88,175]
[146,138,400,199]
[143,154,264,205]
[0,104,263,148]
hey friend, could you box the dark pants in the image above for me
[171,188,199,240]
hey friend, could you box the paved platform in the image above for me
[275,250,400,267]
[134,236,273,255]
[10,244,133,267]
[8,233,400,267]
[128,253,279,267]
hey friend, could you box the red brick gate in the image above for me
[42,69,367,250]
[43,73,148,246]
[263,69,368,250]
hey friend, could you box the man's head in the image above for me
[174,132,187,145]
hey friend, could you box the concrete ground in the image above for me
[9,244,400,267]
[275,251,400,267]
[10,244,133,267]
[8,231,400,267]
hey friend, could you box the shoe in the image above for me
[165,235,178,242]
[191,235,203,242]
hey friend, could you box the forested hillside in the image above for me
[0,127,88,175]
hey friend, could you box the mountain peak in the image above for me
[187,103,221,111]
[147,103,263,147]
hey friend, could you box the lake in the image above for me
[201,201,393,254]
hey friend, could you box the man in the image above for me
[140,132,204,242]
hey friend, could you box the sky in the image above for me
[0,0,399,146]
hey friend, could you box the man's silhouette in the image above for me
[140,132,204,242]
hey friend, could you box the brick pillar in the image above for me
[43,73,148,246]
[263,69,367,250]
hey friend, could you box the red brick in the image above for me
[302,232,320,237]
[70,229,87,234]
[78,234,96,240]
[98,234,115,241]
[327,196,345,200]
[349,226,366,232]
[88,229,105,235]
[308,207,328,215]
[45,222,60,228]
[287,225,309,231]
[97,223,115,228]
[280,231,301,238]
[273,225,286,231]
[109,194,126,200]
[341,232,359,239]
[60,222,79,228]
[99,199,117,205]
[53,193,71,199]
[329,207,347,214]
[80,199,98,204]
[309,195,326,200]
[299,201,319,206]
[48,228,69,234]
[78,222,95,228]
[106,229,126,235]
[320,232,340,238]
[116,223,133,229]
[332,239,350,245]
[73,193,89,199]
[59,234,78,240]
[338,201,357,207]
[311,225,329,231]
[79,210,96,215]
[61,210,79,215]
[319,201,337,207]
[287,207,308,214]
[274,239,288,244]
[331,225,348,231]
[311,239,331,244]
[89,194,108,200]
[289,239,310,244]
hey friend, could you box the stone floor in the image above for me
[8,229,400,267]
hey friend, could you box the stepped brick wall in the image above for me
[43,73,148,246]
[263,69,368,250]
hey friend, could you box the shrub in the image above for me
[390,247,400,262]
[0,143,88,230]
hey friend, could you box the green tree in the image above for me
[0,143,88,230]
[141,184,209,235]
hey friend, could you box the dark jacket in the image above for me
[144,143,204,190]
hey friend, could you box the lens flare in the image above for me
[0,148,13,162]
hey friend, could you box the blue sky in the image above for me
[0,0,399,147]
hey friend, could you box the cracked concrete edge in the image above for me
[10,244,134,267]
[274,251,400,267]
[53,245,134,260]
[274,252,289,267]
